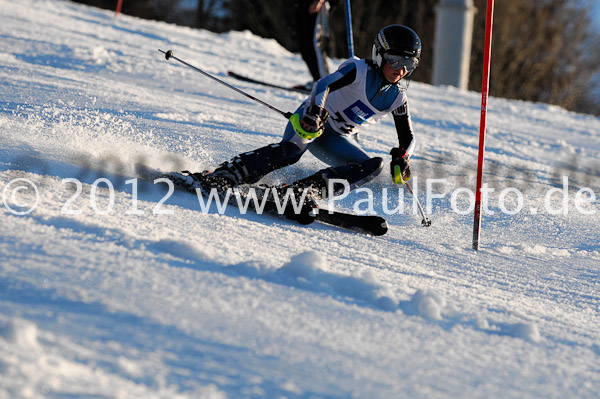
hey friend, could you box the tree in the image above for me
[227,0,297,50]
[69,0,181,24]
[226,0,599,115]
[226,0,437,82]
[328,0,437,83]
[68,0,600,115]
[195,0,230,31]
[470,0,600,114]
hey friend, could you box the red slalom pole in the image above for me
[115,0,123,17]
[472,0,495,251]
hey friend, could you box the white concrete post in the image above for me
[432,0,476,90]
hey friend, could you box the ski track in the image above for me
[1,0,599,398]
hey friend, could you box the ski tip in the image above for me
[372,218,389,236]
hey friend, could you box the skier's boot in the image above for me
[189,163,241,194]
[189,142,304,193]
[276,172,326,204]
[280,157,385,201]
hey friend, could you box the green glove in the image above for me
[390,147,411,184]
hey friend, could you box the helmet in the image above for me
[372,25,421,74]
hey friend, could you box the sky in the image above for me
[594,0,600,30]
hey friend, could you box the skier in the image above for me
[193,25,421,206]
[292,0,338,91]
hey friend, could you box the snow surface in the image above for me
[1,0,599,398]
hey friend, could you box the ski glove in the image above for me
[300,105,328,135]
[390,147,411,184]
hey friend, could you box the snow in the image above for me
[1,0,599,398]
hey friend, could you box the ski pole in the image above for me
[158,49,293,119]
[344,0,355,57]
[406,182,431,227]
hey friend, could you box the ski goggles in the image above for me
[383,52,419,72]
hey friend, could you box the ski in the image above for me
[314,209,388,236]
[138,168,388,235]
[227,71,311,94]
[138,169,316,225]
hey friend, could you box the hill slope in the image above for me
[1,0,599,398]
